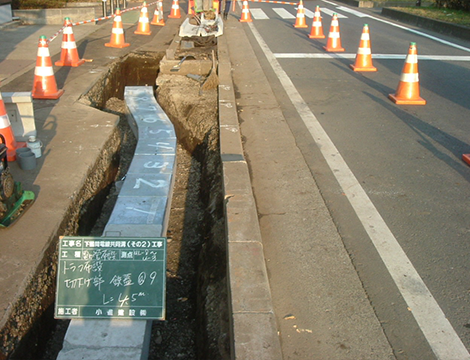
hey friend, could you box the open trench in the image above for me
[11,51,230,360]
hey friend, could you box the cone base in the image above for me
[308,34,325,39]
[134,30,152,35]
[55,58,85,67]
[388,94,426,105]
[168,14,181,18]
[294,24,308,28]
[350,64,377,72]
[462,154,470,166]
[323,46,344,52]
[105,42,130,48]
[32,89,64,100]
[239,18,252,22]
[151,20,165,26]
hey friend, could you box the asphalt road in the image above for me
[238,1,470,359]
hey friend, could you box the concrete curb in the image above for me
[217,32,283,360]
[331,0,432,8]
[381,7,470,40]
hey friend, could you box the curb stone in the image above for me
[217,32,283,360]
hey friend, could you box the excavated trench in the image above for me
[11,52,229,360]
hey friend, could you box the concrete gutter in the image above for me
[217,32,283,360]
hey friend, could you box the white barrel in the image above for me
[27,136,42,158]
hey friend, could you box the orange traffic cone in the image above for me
[0,93,18,161]
[350,24,376,72]
[213,0,219,13]
[151,0,166,26]
[32,36,64,100]
[105,8,130,48]
[294,0,308,28]
[55,17,85,67]
[463,154,470,165]
[308,6,325,39]
[135,1,152,35]
[168,0,181,18]
[323,13,344,52]
[239,0,252,22]
[187,0,195,16]
[389,42,426,105]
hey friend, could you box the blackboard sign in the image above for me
[55,236,166,320]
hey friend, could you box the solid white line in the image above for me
[250,8,270,19]
[273,53,470,61]
[273,7,296,19]
[248,21,470,360]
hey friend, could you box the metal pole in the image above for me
[102,0,107,16]
[110,0,114,15]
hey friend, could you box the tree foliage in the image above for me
[435,0,470,11]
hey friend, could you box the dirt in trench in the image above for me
[37,59,230,360]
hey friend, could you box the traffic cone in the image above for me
[134,1,152,35]
[323,13,344,52]
[105,8,130,48]
[463,154,470,166]
[168,0,181,18]
[187,0,195,16]
[151,0,166,26]
[0,93,18,161]
[350,24,376,72]
[308,6,325,39]
[55,17,85,67]
[239,0,252,22]
[32,36,64,100]
[213,0,220,13]
[389,42,426,105]
[294,0,308,28]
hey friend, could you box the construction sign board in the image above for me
[55,236,166,320]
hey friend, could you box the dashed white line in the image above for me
[273,7,296,19]
[250,8,270,19]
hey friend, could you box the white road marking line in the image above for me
[250,8,270,19]
[273,7,296,19]
[321,0,338,5]
[248,20,470,360]
[304,8,315,18]
[320,7,347,18]
[273,53,470,61]
[335,5,369,17]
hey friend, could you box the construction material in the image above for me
[201,50,219,90]
[0,134,35,229]
[170,55,195,72]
